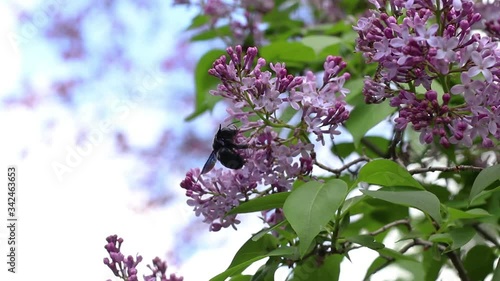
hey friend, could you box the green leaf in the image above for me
[340,195,365,216]
[430,226,476,251]
[227,192,290,215]
[361,189,442,224]
[290,255,342,281]
[360,136,391,158]
[428,233,452,244]
[262,6,303,42]
[469,164,500,202]
[333,136,390,159]
[251,220,288,242]
[447,226,476,251]
[186,14,210,30]
[357,159,424,190]
[470,185,500,207]
[251,260,279,281]
[314,254,342,281]
[317,44,341,59]
[210,235,279,281]
[229,275,252,281]
[283,179,348,257]
[210,257,266,281]
[486,189,500,219]
[277,106,300,137]
[338,211,351,236]
[268,246,299,259]
[186,49,224,120]
[364,249,419,280]
[364,256,386,280]
[306,21,351,35]
[344,102,396,148]
[422,246,445,281]
[328,21,352,34]
[345,235,385,250]
[493,257,500,281]
[339,0,366,13]
[301,35,342,54]
[331,142,356,159]
[228,234,278,269]
[344,77,365,106]
[260,41,316,64]
[376,247,419,262]
[463,245,497,281]
[447,207,491,221]
[397,259,426,281]
[190,25,232,41]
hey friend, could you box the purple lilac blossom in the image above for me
[104,235,143,281]
[180,46,350,231]
[474,1,500,40]
[355,0,500,148]
[144,257,184,281]
[104,235,183,281]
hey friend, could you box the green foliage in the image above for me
[332,136,390,159]
[210,235,282,281]
[357,159,424,190]
[345,235,385,250]
[344,102,396,148]
[186,49,225,120]
[463,245,497,281]
[283,179,348,257]
[301,35,342,55]
[469,163,500,202]
[228,192,290,215]
[288,255,342,281]
[260,41,317,69]
[361,189,441,224]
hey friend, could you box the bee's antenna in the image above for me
[222,120,241,128]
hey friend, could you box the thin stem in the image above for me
[409,165,484,175]
[367,219,411,236]
[314,156,370,176]
[472,223,500,248]
[366,240,417,279]
[388,129,403,160]
[330,208,342,253]
[446,250,471,281]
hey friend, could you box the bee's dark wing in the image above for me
[217,148,244,169]
[200,150,218,175]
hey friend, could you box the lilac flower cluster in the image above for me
[180,129,314,231]
[355,0,500,147]
[104,235,183,281]
[180,45,350,231]
[209,45,350,144]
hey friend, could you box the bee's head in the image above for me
[216,124,239,141]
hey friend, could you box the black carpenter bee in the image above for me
[200,125,248,176]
